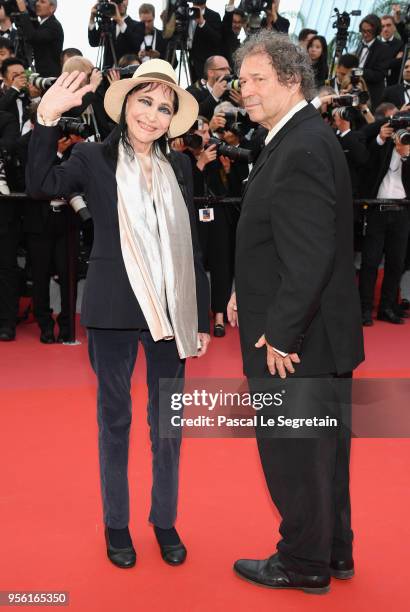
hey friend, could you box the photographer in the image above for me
[187,54,239,120]
[262,1,289,34]
[0,109,20,341]
[382,59,410,109]
[359,120,410,326]
[186,1,222,83]
[0,36,13,74]
[137,3,166,63]
[332,107,369,198]
[222,1,246,68]
[0,57,33,132]
[298,28,317,49]
[329,53,359,95]
[15,0,64,77]
[380,14,404,86]
[355,14,391,110]
[181,116,237,337]
[17,102,82,343]
[88,0,144,69]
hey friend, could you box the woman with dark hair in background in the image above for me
[307,35,329,88]
[26,60,210,569]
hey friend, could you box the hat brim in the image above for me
[104,77,199,138]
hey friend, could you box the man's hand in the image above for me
[229,88,244,108]
[16,0,26,13]
[219,155,231,174]
[196,144,217,171]
[89,68,103,93]
[197,333,211,357]
[270,0,279,22]
[400,103,410,112]
[170,137,186,152]
[209,113,226,133]
[227,292,238,327]
[379,123,394,142]
[12,73,28,91]
[212,75,228,100]
[396,51,404,60]
[255,335,300,379]
[392,3,401,23]
[112,2,124,26]
[106,68,120,85]
[90,3,98,22]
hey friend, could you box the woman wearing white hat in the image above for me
[26,60,211,569]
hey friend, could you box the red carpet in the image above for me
[0,315,409,611]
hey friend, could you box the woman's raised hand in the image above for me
[37,71,94,122]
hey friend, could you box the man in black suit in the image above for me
[222,0,246,68]
[228,32,364,594]
[88,0,144,69]
[0,2,17,48]
[380,14,404,86]
[0,110,21,341]
[0,58,31,131]
[329,53,359,95]
[15,0,64,77]
[186,55,231,120]
[137,3,167,63]
[381,59,410,109]
[355,14,391,110]
[187,1,222,83]
[359,122,410,326]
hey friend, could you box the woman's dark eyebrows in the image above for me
[137,93,173,109]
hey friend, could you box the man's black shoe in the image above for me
[57,329,71,343]
[104,528,136,569]
[0,327,15,341]
[40,328,55,344]
[401,298,410,310]
[330,559,354,580]
[362,311,373,326]
[233,553,330,594]
[158,541,187,565]
[377,308,404,324]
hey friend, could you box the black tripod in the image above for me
[165,35,191,86]
[95,21,118,70]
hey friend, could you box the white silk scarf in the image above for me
[116,142,198,359]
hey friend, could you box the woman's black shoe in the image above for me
[153,526,187,565]
[158,541,187,565]
[104,527,136,569]
[214,323,225,337]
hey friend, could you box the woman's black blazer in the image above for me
[26,124,210,333]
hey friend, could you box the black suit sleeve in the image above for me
[0,112,19,149]
[340,131,370,168]
[265,144,336,352]
[0,88,19,114]
[88,24,101,48]
[26,123,89,200]
[171,151,210,334]
[195,15,222,50]
[18,13,60,45]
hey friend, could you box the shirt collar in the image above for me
[39,16,51,25]
[382,35,395,42]
[362,37,376,48]
[265,100,308,146]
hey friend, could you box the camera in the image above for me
[222,75,241,92]
[167,0,200,36]
[207,137,253,164]
[395,129,410,145]
[332,91,369,108]
[96,0,122,19]
[102,64,139,78]
[242,0,269,33]
[58,118,92,139]
[26,70,57,92]
[387,113,410,130]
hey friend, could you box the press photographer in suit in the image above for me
[88,0,144,69]
[187,1,222,83]
[15,0,64,77]
[382,59,410,109]
[227,32,364,594]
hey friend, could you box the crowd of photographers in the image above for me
[0,0,410,344]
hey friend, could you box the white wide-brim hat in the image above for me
[104,59,199,138]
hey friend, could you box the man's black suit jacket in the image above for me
[190,8,222,81]
[88,17,144,68]
[381,83,407,108]
[360,137,410,199]
[25,124,210,333]
[336,130,369,197]
[18,14,63,77]
[221,11,240,68]
[355,39,391,110]
[235,104,364,377]
[382,37,404,86]
[186,80,218,120]
[0,86,30,129]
